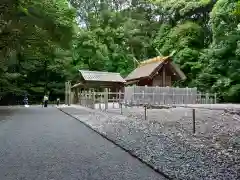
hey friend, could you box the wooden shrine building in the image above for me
[71,70,125,104]
[125,56,186,86]
[72,70,125,92]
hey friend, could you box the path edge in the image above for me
[58,107,172,180]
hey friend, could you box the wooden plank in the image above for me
[104,88,108,110]
[162,67,166,86]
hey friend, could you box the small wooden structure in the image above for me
[71,70,125,104]
[125,56,186,86]
[72,70,125,91]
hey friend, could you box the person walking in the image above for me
[56,98,60,106]
[23,95,29,107]
[43,95,49,107]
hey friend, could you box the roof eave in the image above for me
[79,70,125,83]
[125,76,150,82]
[84,79,126,83]
[169,62,187,80]
[149,63,165,79]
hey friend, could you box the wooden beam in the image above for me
[162,66,166,86]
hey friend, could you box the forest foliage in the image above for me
[0,0,240,104]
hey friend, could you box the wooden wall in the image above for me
[126,63,181,87]
[152,65,172,87]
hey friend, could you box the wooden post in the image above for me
[104,88,108,110]
[76,88,78,104]
[67,81,70,105]
[165,86,169,105]
[85,90,87,107]
[79,92,82,105]
[99,93,101,110]
[176,87,179,104]
[67,81,71,106]
[214,93,217,104]
[162,92,165,105]
[84,90,87,107]
[69,82,72,105]
[65,82,67,105]
[181,89,184,105]
[118,90,121,107]
[162,68,166,86]
[92,91,96,109]
[73,88,76,104]
[81,90,84,106]
[173,89,175,105]
[109,88,111,108]
[199,92,202,104]
[78,87,80,104]
[144,105,147,120]
[192,108,196,134]
[79,92,81,105]
[88,90,90,108]
[193,87,197,104]
[206,93,209,104]
[132,86,135,105]
[145,85,147,104]
[152,91,155,106]
[113,97,115,108]
[120,103,123,115]
[67,82,69,105]
[142,90,145,105]
[190,89,193,104]
[66,82,69,105]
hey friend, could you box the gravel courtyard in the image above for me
[61,104,240,180]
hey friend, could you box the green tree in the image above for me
[0,0,76,103]
[196,0,240,101]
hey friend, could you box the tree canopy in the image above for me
[1,0,240,104]
[0,0,76,103]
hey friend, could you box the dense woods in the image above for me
[0,0,239,104]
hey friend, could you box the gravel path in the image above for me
[61,105,240,180]
[0,106,166,180]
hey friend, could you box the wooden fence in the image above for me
[76,86,217,110]
[124,86,198,105]
[79,91,121,110]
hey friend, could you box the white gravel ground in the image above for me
[61,104,240,180]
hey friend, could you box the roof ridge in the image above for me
[138,56,170,67]
[79,70,120,74]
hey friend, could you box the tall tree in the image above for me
[195,0,240,101]
[0,0,76,103]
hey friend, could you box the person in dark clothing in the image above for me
[56,98,60,106]
[23,95,29,107]
[23,97,28,105]
[43,95,48,107]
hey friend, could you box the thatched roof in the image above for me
[125,56,186,82]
